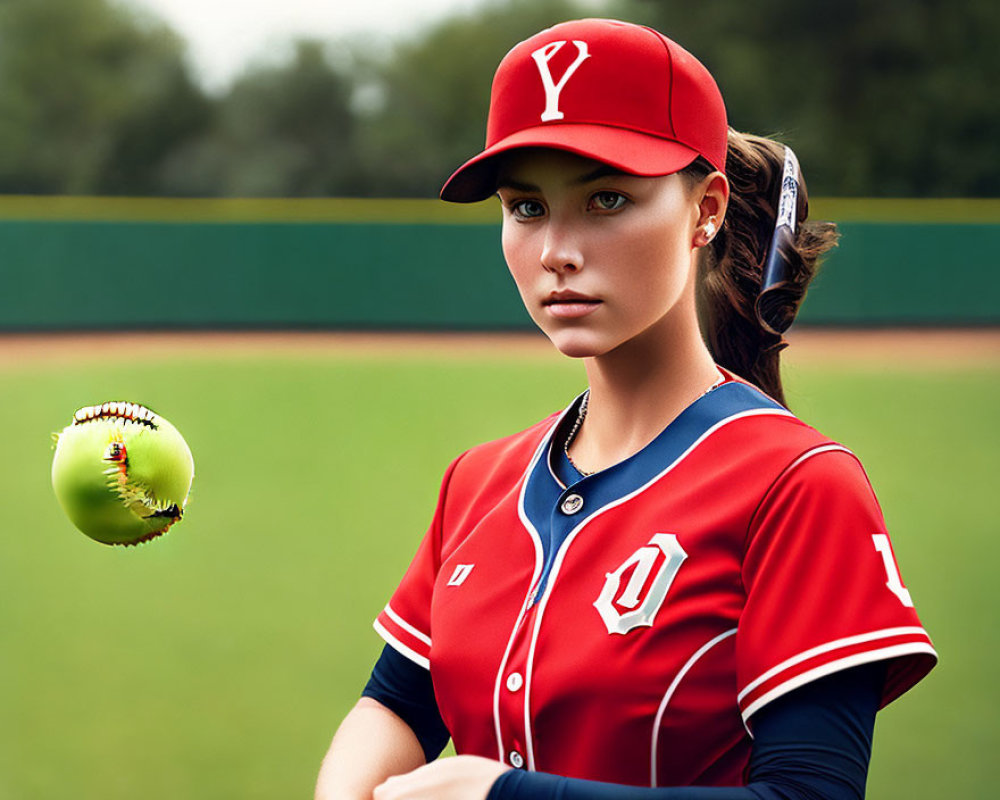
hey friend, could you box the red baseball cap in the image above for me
[440,18,728,203]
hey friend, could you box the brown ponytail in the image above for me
[684,130,839,407]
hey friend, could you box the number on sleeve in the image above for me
[872,534,914,607]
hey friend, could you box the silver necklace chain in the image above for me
[563,391,592,476]
[563,373,726,478]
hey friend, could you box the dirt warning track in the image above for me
[0,328,997,368]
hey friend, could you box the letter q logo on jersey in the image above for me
[594,534,688,635]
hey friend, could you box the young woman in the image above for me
[315,18,936,800]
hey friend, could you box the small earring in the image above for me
[703,219,717,240]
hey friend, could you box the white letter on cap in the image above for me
[531,40,590,122]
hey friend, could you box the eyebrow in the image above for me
[574,164,627,184]
[495,177,539,193]
[496,164,627,193]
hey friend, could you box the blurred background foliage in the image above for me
[0,0,995,198]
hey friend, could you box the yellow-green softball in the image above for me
[51,402,194,546]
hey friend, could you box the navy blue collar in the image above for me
[519,378,791,602]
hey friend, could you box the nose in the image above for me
[540,219,583,274]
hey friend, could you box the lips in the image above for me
[543,290,602,319]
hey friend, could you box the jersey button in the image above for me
[509,750,525,769]
[560,493,584,515]
[506,672,523,692]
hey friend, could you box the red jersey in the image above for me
[374,374,936,787]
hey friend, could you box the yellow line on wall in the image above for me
[0,195,998,224]
[808,198,1000,224]
[0,195,502,224]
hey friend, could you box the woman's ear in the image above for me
[693,172,730,248]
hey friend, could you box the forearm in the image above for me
[315,697,427,800]
[488,664,884,800]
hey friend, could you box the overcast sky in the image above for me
[121,0,492,90]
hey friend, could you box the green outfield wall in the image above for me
[1,196,997,330]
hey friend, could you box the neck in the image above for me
[569,310,720,474]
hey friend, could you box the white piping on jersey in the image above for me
[373,619,431,670]
[740,641,938,724]
[491,411,564,764]
[783,443,854,472]
[518,405,794,772]
[383,603,432,647]
[650,628,737,787]
[737,625,931,710]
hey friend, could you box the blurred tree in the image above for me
[613,0,999,196]
[0,0,993,198]
[160,41,357,196]
[351,0,591,197]
[0,0,210,194]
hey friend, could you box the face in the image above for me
[497,149,714,360]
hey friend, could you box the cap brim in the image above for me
[440,124,701,203]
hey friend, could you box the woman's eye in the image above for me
[590,191,627,211]
[511,199,545,218]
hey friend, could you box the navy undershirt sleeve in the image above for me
[488,662,885,800]
[361,644,451,762]
[363,645,884,800]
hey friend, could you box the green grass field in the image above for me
[1,336,995,799]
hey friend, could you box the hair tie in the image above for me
[755,146,801,335]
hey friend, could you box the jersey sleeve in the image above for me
[737,444,937,725]
[373,453,465,670]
